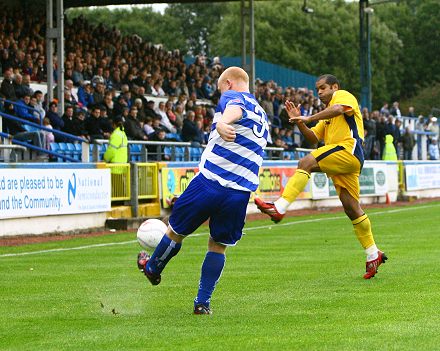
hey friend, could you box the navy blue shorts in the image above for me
[169,174,250,246]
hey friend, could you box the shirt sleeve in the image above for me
[219,90,246,112]
[330,90,358,110]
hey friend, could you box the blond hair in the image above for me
[218,66,249,87]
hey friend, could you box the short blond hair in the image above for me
[218,66,249,87]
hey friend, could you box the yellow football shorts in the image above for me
[311,144,362,201]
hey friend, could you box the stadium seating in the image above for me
[189,147,203,161]
[165,133,183,142]
[129,144,142,162]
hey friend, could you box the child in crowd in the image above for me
[42,117,55,149]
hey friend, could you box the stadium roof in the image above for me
[0,0,246,9]
[64,0,237,6]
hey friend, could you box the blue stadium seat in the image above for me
[74,143,82,161]
[89,143,103,161]
[100,144,107,160]
[166,133,182,142]
[175,146,185,161]
[129,144,142,162]
[163,146,185,161]
[58,142,69,162]
[50,142,59,153]
[282,151,296,160]
[164,146,172,160]
[189,147,202,161]
[66,143,76,158]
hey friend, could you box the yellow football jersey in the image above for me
[311,90,364,164]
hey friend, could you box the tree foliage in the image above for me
[67,0,440,110]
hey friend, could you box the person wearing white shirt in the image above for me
[155,101,176,133]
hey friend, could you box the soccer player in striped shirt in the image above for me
[255,74,387,279]
[137,67,270,314]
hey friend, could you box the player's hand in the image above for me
[285,100,301,118]
[286,101,309,124]
[216,121,236,142]
[289,115,310,125]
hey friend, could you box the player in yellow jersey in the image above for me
[255,74,387,279]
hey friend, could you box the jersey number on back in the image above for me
[252,104,269,138]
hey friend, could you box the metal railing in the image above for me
[0,143,27,162]
[94,140,311,162]
[94,139,193,162]
[0,98,89,162]
[137,163,159,199]
[105,163,130,201]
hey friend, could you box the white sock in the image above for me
[274,198,290,214]
[365,244,379,261]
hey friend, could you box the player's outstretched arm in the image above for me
[284,101,318,145]
[216,105,242,142]
[290,104,351,124]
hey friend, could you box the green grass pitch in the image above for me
[1,201,440,350]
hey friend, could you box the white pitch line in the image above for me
[1,202,439,258]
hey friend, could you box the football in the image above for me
[137,219,167,249]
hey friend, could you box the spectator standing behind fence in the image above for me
[380,102,390,116]
[402,127,415,160]
[104,116,128,195]
[426,116,439,142]
[382,134,398,161]
[428,138,439,160]
[376,115,386,159]
[415,115,425,160]
[389,101,401,118]
[362,107,376,160]
[104,116,128,164]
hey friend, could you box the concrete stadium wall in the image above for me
[0,212,107,237]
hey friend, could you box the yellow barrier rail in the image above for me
[137,162,159,199]
[105,163,131,201]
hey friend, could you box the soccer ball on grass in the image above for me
[137,219,167,249]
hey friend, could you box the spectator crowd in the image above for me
[0,9,438,161]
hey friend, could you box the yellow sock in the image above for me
[352,214,375,249]
[281,169,310,203]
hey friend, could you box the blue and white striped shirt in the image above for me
[199,90,269,192]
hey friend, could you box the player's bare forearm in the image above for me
[216,105,243,142]
[297,121,318,145]
[308,105,349,123]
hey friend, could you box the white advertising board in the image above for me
[405,163,440,191]
[0,168,111,219]
[311,163,388,199]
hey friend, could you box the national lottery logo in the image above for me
[68,173,77,205]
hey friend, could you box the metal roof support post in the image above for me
[56,0,65,116]
[241,0,247,70]
[46,0,54,104]
[359,0,372,111]
[249,0,255,94]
